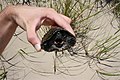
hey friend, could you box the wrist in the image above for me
[2,5,16,22]
[0,5,17,34]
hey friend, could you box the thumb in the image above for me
[26,26,41,51]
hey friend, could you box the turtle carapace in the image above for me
[41,27,76,52]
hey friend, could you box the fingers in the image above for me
[41,14,72,26]
[46,12,75,36]
[59,14,72,24]
[26,24,41,51]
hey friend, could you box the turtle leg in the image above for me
[68,48,77,56]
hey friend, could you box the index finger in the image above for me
[59,14,72,24]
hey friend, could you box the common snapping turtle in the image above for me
[41,27,76,52]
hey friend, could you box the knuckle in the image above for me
[27,35,36,43]
[69,18,72,23]
[49,8,56,12]
[46,8,57,18]
[47,8,57,14]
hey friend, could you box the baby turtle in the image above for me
[41,27,76,52]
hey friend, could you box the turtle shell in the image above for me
[41,27,76,52]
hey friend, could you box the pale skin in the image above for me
[0,5,75,54]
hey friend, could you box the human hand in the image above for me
[9,5,75,51]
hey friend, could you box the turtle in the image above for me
[41,27,76,52]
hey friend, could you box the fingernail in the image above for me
[34,44,41,51]
[41,19,45,24]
